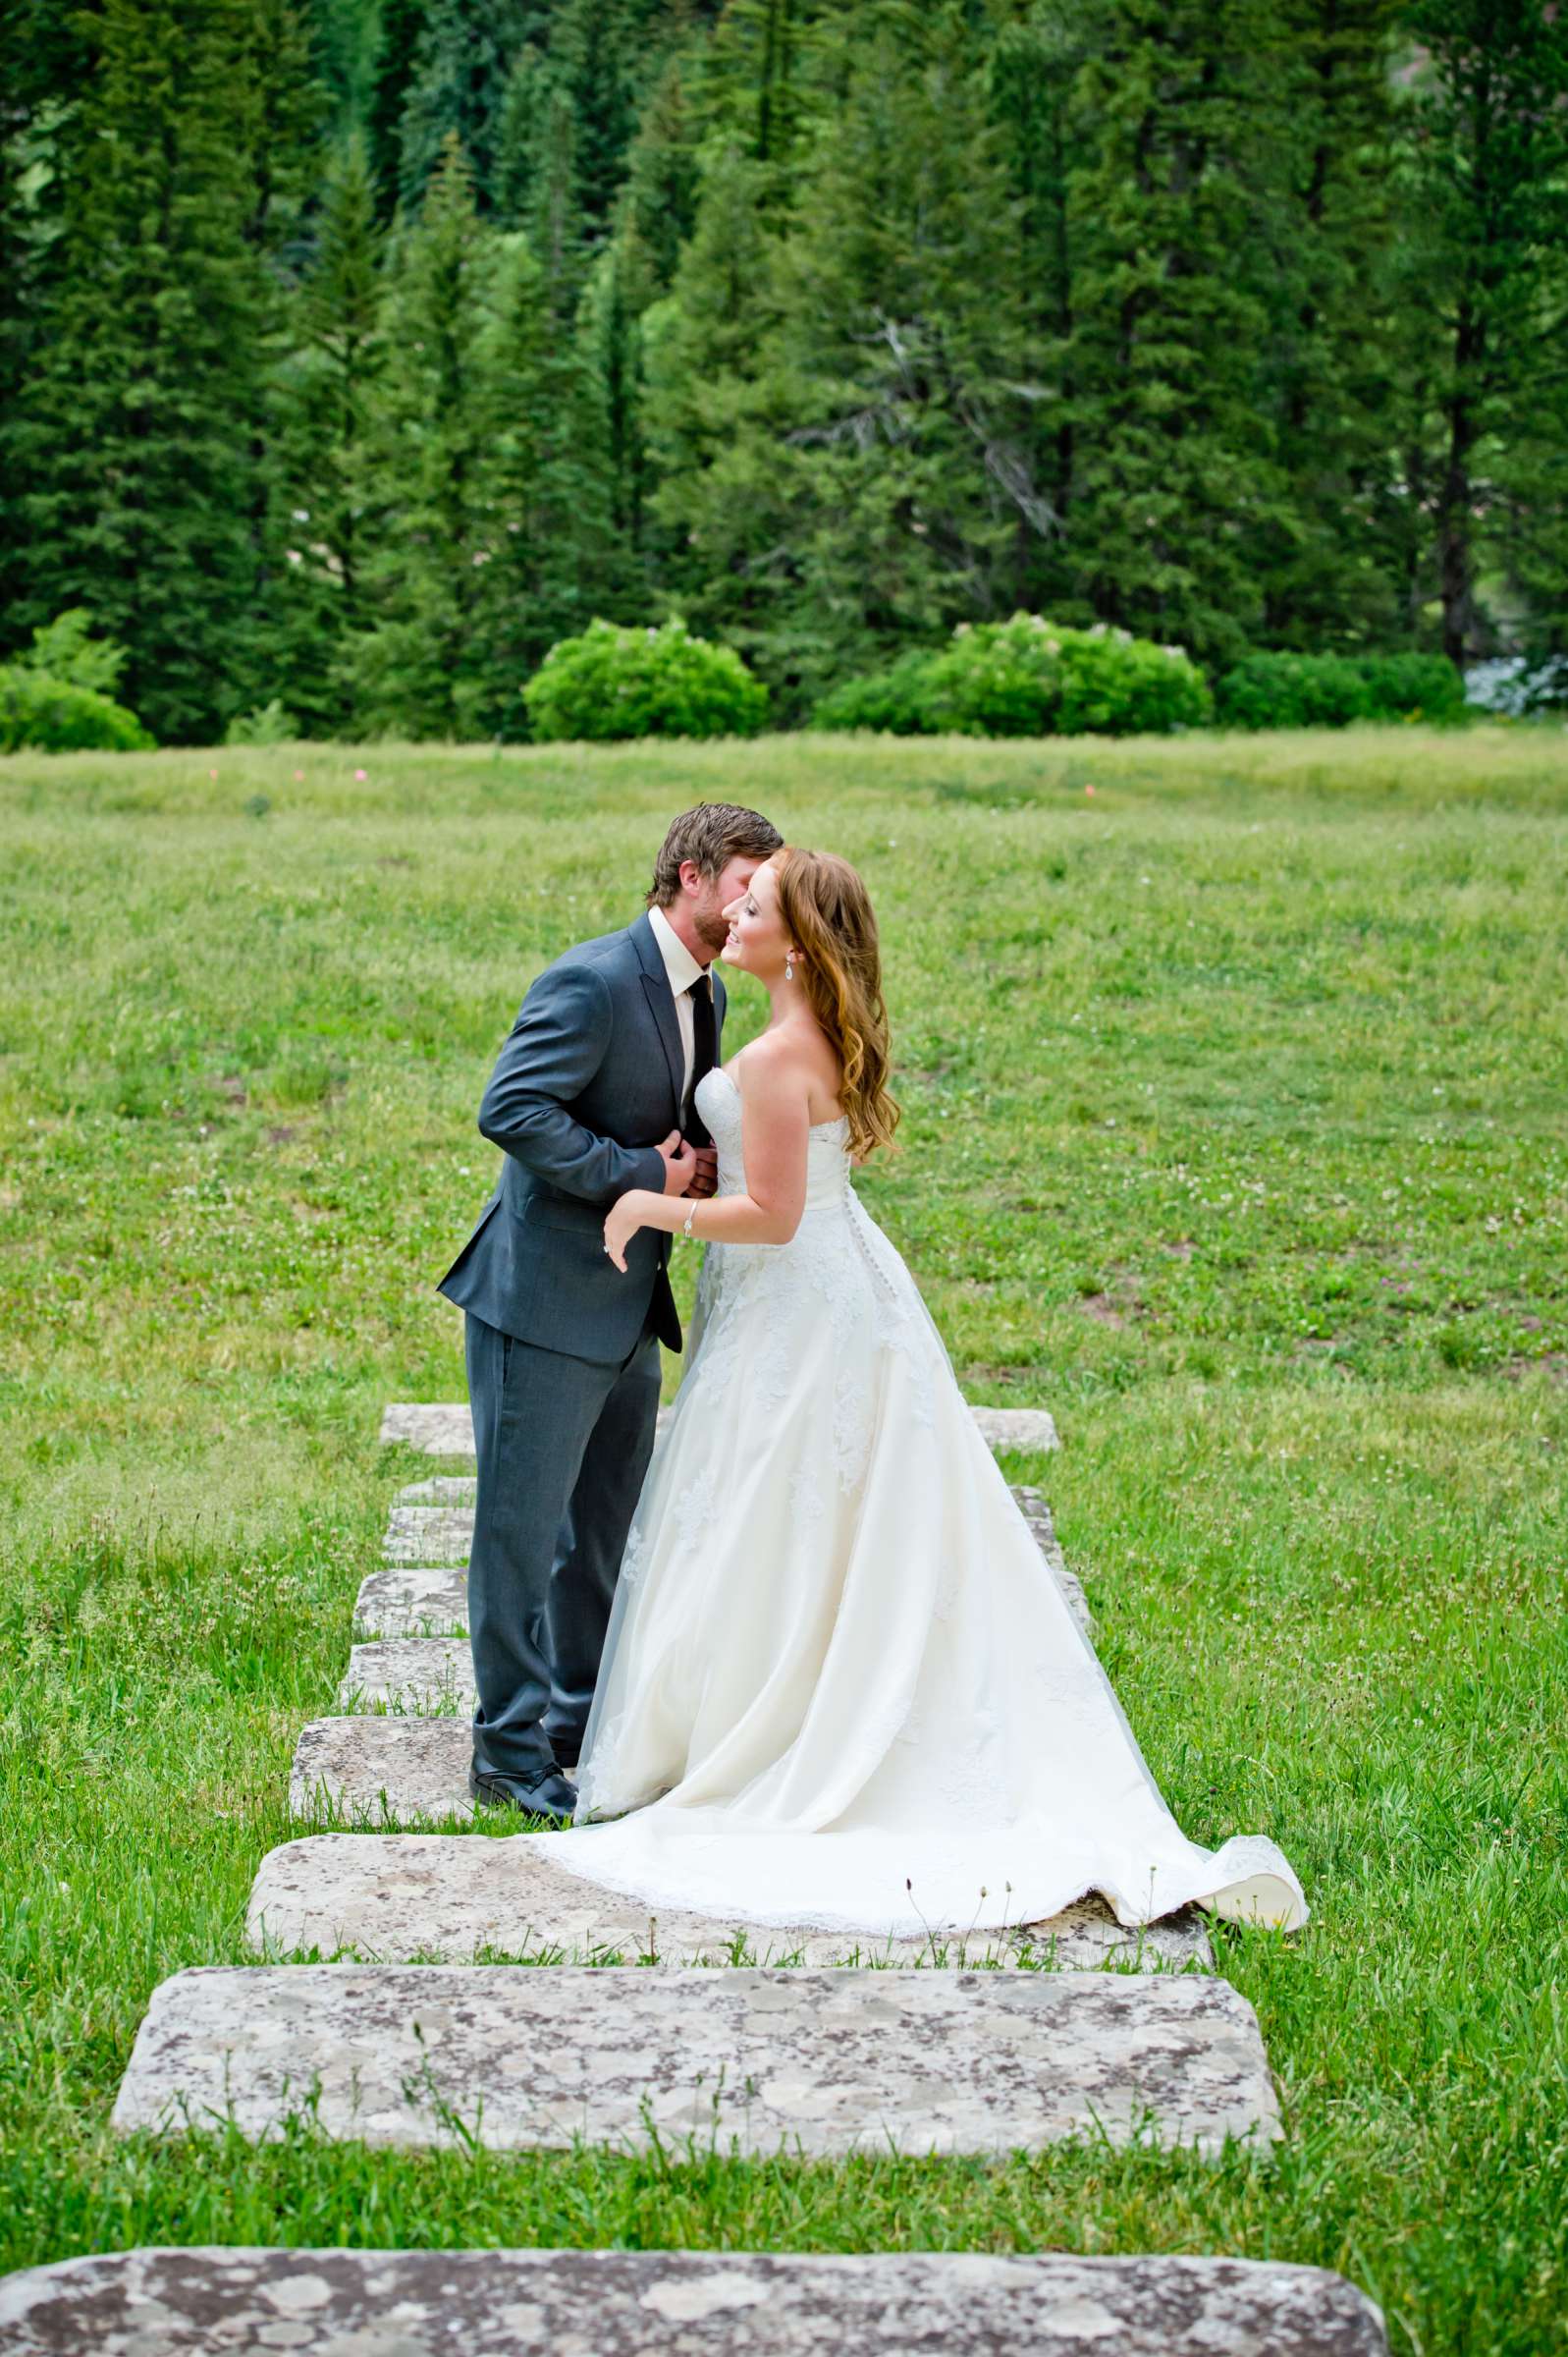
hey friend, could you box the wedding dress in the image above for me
[527,1064,1306,1938]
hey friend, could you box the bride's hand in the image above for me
[603,1192,643,1272]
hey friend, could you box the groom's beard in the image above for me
[692,902,729,957]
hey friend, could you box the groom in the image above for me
[438,802,783,1821]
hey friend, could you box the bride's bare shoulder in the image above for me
[734,1026,842,1123]
[732,1028,807,1091]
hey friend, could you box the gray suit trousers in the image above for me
[464,1307,662,1778]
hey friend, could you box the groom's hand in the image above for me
[655,1130,698,1197]
[685,1145,719,1199]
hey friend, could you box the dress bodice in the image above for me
[695,1065,851,1213]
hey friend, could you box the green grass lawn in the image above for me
[1,727,1564,2351]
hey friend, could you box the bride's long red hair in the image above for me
[771,847,900,1162]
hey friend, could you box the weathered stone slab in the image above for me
[366,1493,1091,1637]
[381,1398,1060,1459]
[0,2246,1390,2356]
[383,1505,473,1564]
[111,1965,1276,2155]
[382,1401,476,1454]
[337,1639,471,1715]
[1013,1485,1094,1634]
[972,1403,1060,1453]
[247,1832,1212,1971]
[291,1716,477,1819]
[395,1474,478,1505]
[353,1565,468,1638]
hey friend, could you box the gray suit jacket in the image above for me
[438,912,726,1362]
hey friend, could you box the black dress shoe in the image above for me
[467,1761,577,1824]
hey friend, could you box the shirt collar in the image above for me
[647,903,707,998]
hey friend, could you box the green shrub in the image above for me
[1215,649,1466,729]
[521,617,769,742]
[1214,652,1372,729]
[0,667,155,753]
[1354,652,1466,724]
[815,615,1211,739]
[930,615,1214,737]
[810,650,941,733]
[225,699,299,745]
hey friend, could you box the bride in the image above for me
[523,847,1305,1940]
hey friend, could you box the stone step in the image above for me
[359,1496,1090,1640]
[246,1832,1213,1972]
[384,1488,1073,1563]
[353,1565,467,1638]
[337,1638,470,1715]
[382,1398,1060,1460]
[110,1965,1277,2157]
[1011,1485,1092,1628]
[292,1714,475,1817]
[0,2246,1390,2356]
[383,1505,473,1564]
[396,1474,478,1504]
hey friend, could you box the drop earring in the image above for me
[784,954,795,982]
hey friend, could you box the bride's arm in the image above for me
[603,1044,809,1268]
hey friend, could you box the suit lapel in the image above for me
[641,970,684,1119]
[630,914,684,1121]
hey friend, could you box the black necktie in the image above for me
[687,971,718,1143]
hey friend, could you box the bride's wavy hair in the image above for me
[772,847,900,1162]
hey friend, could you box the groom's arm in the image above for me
[478,963,674,1206]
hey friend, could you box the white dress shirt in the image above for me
[647,902,708,1109]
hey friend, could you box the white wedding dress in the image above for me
[528,1065,1306,1939]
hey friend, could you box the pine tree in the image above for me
[12,0,275,741]
[468,233,620,729]
[1245,0,1405,650]
[0,0,96,645]
[617,48,704,295]
[494,40,552,228]
[1394,2,1568,665]
[695,0,821,171]
[641,135,789,652]
[396,0,539,213]
[1059,0,1294,664]
[524,60,591,301]
[232,0,329,717]
[779,4,1037,666]
[268,132,388,733]
[351,134,502,734]
[553,0,640,237]
[648,6,1039,696]
[367,0,429,212]
[987,2,1108,620]
[579,236,650,572]
[316,0,384,149]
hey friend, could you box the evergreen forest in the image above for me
[3,0,1567,745]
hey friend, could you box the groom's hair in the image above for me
[646,803,784,906]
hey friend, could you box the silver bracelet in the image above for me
[682,1201,698,1238]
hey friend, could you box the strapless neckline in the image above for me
[710,1062,849,1138]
